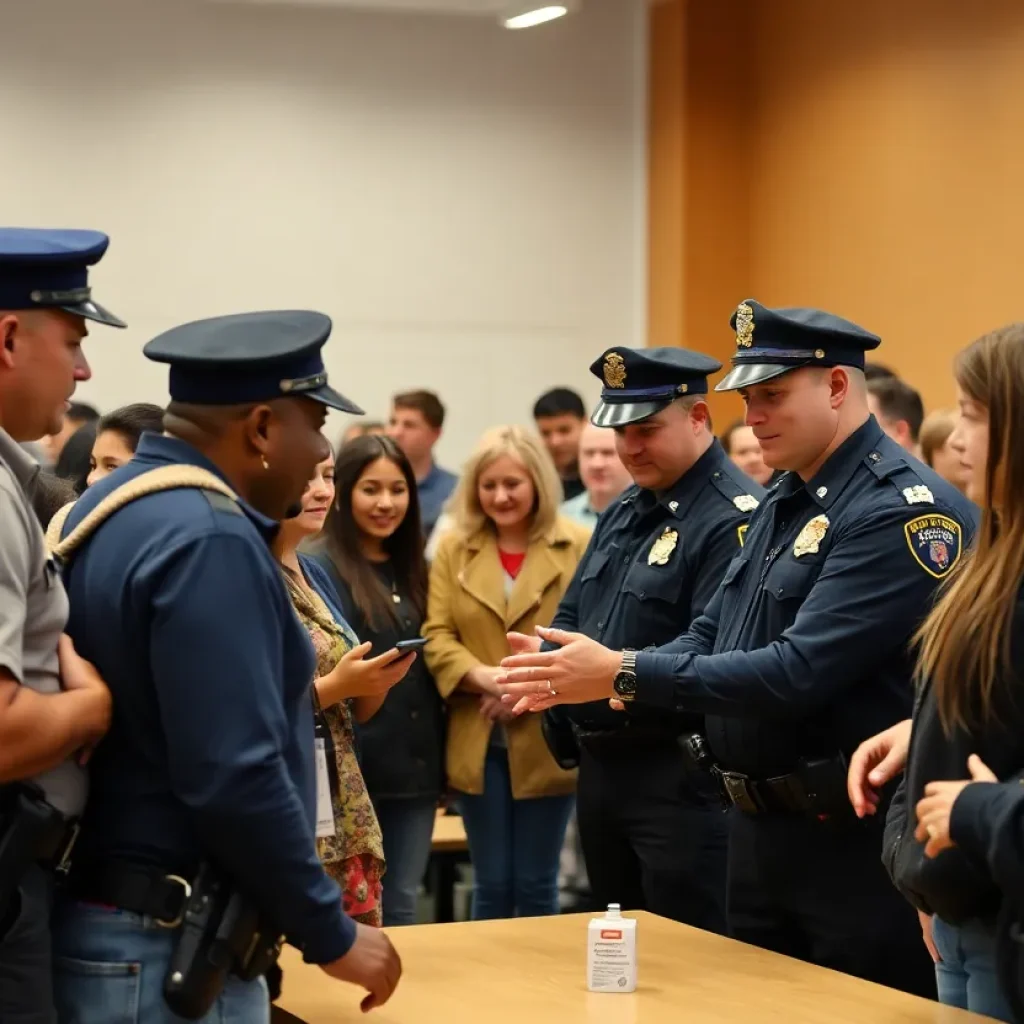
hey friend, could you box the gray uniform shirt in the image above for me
[0,426,86,816]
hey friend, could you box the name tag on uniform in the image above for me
[314,737,337,839]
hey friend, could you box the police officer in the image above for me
[498,300,977,996]
[535,347,763,931]
[52,312,402,1022]
[0,228,122,1023]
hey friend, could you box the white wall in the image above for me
[1,0,646,467]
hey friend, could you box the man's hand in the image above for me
[847,719,912,818]
[321,923,403,1012]
[914,754,998,858]
[497,626,621,714]
[58,635,112,762]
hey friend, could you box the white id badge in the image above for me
[315,737,336,839]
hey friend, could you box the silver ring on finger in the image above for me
[546,680,557,696]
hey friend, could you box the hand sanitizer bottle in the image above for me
[587,903,637,993]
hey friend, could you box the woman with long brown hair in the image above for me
[849,324,1024,1020]
[310,434,445,927]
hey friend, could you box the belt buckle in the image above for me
[155,875,193,929]
[720,771,759,814]
[54,822,80,876]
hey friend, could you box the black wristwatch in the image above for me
[613,649,638,702]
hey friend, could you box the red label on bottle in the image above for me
[600,929,623,940]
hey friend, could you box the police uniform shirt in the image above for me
[632,419,979,774]
[553,439,763,731]
[0,426,85,817]
[60,433,355,962]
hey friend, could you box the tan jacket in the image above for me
[423,517,590,799]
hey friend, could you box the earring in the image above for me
[261,456,270,471]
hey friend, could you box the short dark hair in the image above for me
[53,422,97,495]
[533,388,585,421]
[67,402,100,424]
[392,390,445,430]
[97,403,165,451]
[863,362,898,382]
[868,376,925,442]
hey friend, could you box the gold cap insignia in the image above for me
[603,352,626,389]
[793,514,830,558]
[648,527,679,566]
[735,302,755,348]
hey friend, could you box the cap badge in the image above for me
[603,352,626,389]
[648,527,678,566]
[735,302,755,348]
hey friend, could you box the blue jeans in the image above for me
[52,903,269,1024]
[374,796,438,926]
[933,914,1014,1023]
[457,746,573,920]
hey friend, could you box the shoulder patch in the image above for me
[737,524,748,548]
[202,490,243,516]
[904,514,962,578]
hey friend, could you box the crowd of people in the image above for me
[4,227,1024,1024]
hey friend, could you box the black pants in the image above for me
[576,740,728,934]
[0,864,56,1024]
[728,811,936,999]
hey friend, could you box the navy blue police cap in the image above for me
[589,346,722,428]
[143,310,364,414]
[716,299,881,392]
[0,227,125,328]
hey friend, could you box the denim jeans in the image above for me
[457,746,574,920]
[932,914,1014,1023]
[52,902,269,1024]
[374,796,438,926]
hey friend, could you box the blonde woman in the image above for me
[423,426,588,919]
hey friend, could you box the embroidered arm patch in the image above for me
[904,514,962,578]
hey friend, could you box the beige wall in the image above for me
[4,0,647,465]
[649,0,1024,423]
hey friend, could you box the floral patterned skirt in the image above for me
[326,853,385,927]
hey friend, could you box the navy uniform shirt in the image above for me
[633,419,979,775]
[60,433,355,964]
[552,440,764,731]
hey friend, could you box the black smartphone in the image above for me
[394,638,428,654]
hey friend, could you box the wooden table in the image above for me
[275,911,998,1022]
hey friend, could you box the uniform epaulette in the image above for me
[709,468,760,513]
[202,490,244,516]
[864,451,935,505]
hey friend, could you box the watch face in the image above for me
[613,672,637,697]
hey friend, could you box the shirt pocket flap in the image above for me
[762,558,816,602]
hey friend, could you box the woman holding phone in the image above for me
[273,448,414,926]
[311,435,446,927]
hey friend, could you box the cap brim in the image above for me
[306,383,364,416]
[714,362,805,392]
[591,399,669,428]
[59,298,126,329]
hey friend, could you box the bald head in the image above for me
[578,422,632,512]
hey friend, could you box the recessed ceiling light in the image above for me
[503,5,569,30]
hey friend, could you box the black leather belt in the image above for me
[710,753,849,817]
[68,860,193,928]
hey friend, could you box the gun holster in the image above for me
[541,709,580,771]
[163,862,283,1020]
[0,784,74,927]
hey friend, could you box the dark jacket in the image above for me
[310,548,445,802]
[884,589,1024,924]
